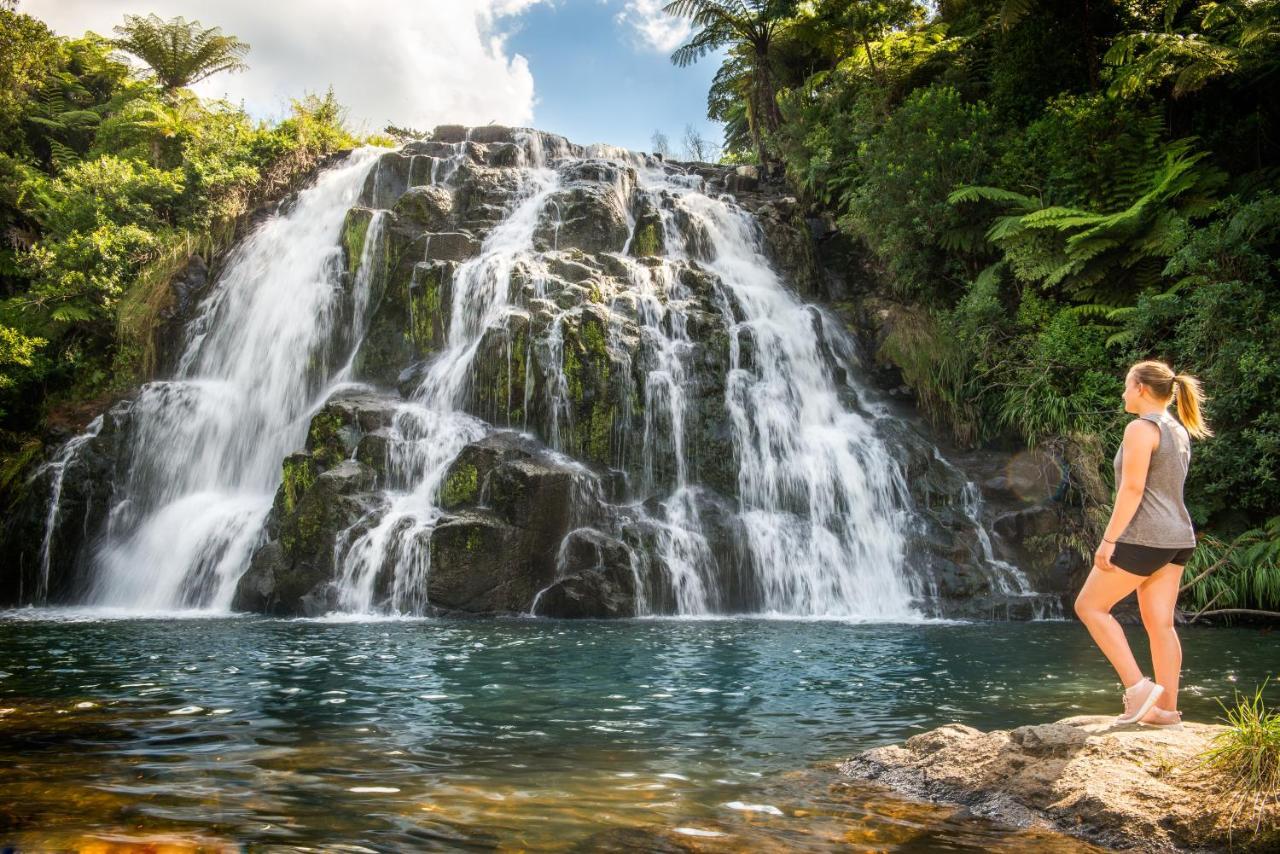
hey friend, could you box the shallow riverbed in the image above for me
[1,614,1273,850]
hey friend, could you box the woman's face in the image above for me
[1122,370,1143,413]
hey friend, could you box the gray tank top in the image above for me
[1113,411,1196,548]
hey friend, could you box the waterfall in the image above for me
[22,128,1040,620]
[87,148,385,611]
[33,416,103,603]
[659,183,915,617]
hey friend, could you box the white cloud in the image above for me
[615,0,691,53]
[23,0,547,133]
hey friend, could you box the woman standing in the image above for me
[1074,360,1212,728]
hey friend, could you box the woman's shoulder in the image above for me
[1126,416,1163,436]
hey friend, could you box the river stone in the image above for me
[840,716,1278,852]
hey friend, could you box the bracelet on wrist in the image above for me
[1103,538,1116,544]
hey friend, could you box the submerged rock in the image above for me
[840,716,1278,853]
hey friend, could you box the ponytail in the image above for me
[1173,373,1213,439]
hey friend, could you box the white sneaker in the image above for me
[1139,706,1183,729]
[1115,677,1164,725]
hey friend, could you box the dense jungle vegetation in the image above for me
[0,5,377,470]
[664,0,1280,615]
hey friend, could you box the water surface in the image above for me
[1,616,1273,850]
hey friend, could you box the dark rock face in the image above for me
[0,400,132,605]
[531,528,638,618]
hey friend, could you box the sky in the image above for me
[23,0,726,156]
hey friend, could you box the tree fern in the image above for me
[1106,0,1280,99]
[950,137,1225,303]
[112,14,250,93]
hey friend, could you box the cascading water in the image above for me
[87,148,385,610]
[650,180,916,617]
[323,141,918,619]
[20,126,1046,620]
[332,137,567,613]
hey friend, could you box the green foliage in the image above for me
[0,8,365,439]
[1182,518,1280,614]
[111,14,250,93]
[951,137,1226,303]
[1105,0,1280,99]
[843,85,1001,300]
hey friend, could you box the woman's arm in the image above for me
[1094,419,1160,571]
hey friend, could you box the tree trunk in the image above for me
[752,56,782,170]
[861,33,880,80]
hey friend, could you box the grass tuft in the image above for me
[1199,679,1280,840]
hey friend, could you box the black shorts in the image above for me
[1111,542,1194,576]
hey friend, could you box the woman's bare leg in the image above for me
[1075,566,1147,688]
[1137,562,1183,711]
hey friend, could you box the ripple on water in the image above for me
[0,617,1270,850]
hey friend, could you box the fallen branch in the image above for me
[1191,608,1280,621]
[1179,541,1244,594]
[1189,587,1228,624]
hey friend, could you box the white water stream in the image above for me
[88,148,385,610]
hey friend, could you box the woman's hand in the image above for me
[1094,540,1116,572]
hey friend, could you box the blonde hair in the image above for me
[1129,359,1213,439]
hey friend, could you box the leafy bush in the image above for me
[842,85,1002,300]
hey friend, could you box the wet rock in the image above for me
[233,459,381,616]
[392,185,455,232]
[426,432,583,613]
[754,195,823,300]
[358,151,419,209]
[532,528,638,618]
[533,184,631,254]
[422,231,482,263]
[452,162,523,230]
[628,192,664,257]
[356,250,455,384]
[841,716,1278,853]
[0,400,132,605]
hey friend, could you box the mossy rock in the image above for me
[393,185,455,232]
[628,193,664,257]
[342,207,376,276]
[466,312,536,428]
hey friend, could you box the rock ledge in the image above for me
[840,715,1278,852]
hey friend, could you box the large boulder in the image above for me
[231,391,398,615]
[529,528,639,618]
[232,459,381,616]
[841,716,1278,853]
[426,431,584,613]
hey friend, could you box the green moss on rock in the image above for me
[628,215,664,257]
[441,462,479,508]
[281,454,318,515]
[342,208,374,275]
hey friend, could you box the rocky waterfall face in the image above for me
[2,126,1059,620]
